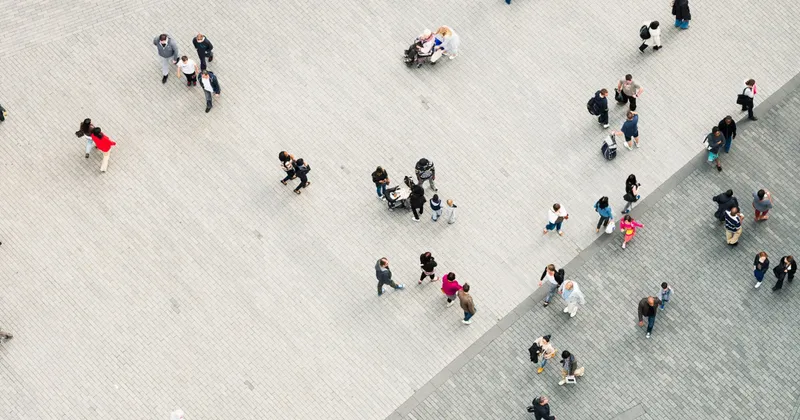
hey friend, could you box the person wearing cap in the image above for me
[192,33,214,70]
[199,70,221,113]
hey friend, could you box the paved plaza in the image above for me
[0,0,799,418]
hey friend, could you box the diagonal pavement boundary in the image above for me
[386,69,800,420]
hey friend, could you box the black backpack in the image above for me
[526,397,541,413]
[586,96,599,115]
[639,25,651,39]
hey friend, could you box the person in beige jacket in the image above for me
[458,284,476,324]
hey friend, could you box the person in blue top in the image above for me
[593,196,614,233]
[614,111,639,150]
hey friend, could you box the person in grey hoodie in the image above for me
[153,34,180,84]
[375,258,405,296]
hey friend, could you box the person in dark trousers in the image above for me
[419,252,438,284]
[558,350,584,385]
[614,111,639,150]
[153,34,179,84]
[192,33,214,70]
[718,115,737,153]
[672,0,691,29]
[199,70,221,113]
[0,103,6,122]
[409,185,426,221]
[739,79,758,121]
[538,265,564,307]
[637,296,661,338]
[772,256,796,291]
[753,251,769,289]
[712,190,737,222]
[594,196,614,232]
[371,166,390,199]
[616,74,643,111]
[375,258,405,296]
[592,88,610,128]
[622,174,641,214]
[704,126,724,171]
[527,396,556,420]
[0,326,11,342]
[279,151,296,185]
[292,158,311,194]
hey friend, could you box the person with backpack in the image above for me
[616,74,643,111]
[292,158,311,194]
[638,21,662,53]
[593,196,614,233]
[737,79,758,121]
[527,396,556,420]
[415,158,437,191]
[588,88,610,128]
[704,126,725,172]
[672,0,691,29]
[371,166,390,199]
[622,174,641,214]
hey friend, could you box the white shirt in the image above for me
[547,207,568,224]
[643,21,661,46]
[742,80,755,98]
[177,59,197,74]
[201,77,213,92]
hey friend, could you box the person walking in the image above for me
[153,34,180,84]
[772,256,796,291]
[704,126,724,172]
[620,215,643,249]
[176,56,199,87]
[292,158,311,194]
[543,203,569,236]
[444,199,458,224]
[0,103,6,122]
[192,33,214,70]
[657,282,673,310]
[638,20,662,53]
[375,258,405,296]
[616,74,644,111]
[594,196,614,233]
[724,207,744,246]
[371,166,390,199]
[279,151,296,185]
[0,325,12,342]
[712,189,737,222]
[434,26,460,60]
[637,296,661,338]
[458,283,476,324]
[90,127,116,173]
[737,79,758,121]
[538,265,564,307]
[752,189,773,221]
[429,194,443,221]
[415,158,437,191]
[199,70,221,113]
[622,174,641,214]
[590,89,610,128]
[718,115,737,153]
[441,272,463,307]
[75,118,94,158]
[558,350,585,385]
[527,396,556,420]
[614,111,640,150]
[753,251,769,289]
[559,280,585,318]
[530,335,556,374]
[409,185,426,222]
[672,0,691,29]
[419,252,438,284]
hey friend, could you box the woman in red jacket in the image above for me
[90,127,117,173]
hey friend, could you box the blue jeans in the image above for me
[376,184,386,197]
[85,136,95,154]
[659,300,669,310]
[646,315,656,333]
[464,311,474,321]
[540,357,548,368]
[723,135,733,153]
[545,221,563,232]
[544,283,558,303]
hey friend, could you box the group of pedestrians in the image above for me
[529,335,585,386]
[74,118,117,172]
[154,33,221,113]
[372,160,457,223]
[278,151,311,194]
[537,265,586,317]
[713,188,774,246]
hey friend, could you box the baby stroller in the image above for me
[386,176,415,210]
[601,133,617,160]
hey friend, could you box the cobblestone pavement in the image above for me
[403,85,800,419]
[0,0,799,418]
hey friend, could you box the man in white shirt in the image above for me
[199,71,221,113]
[176,56,199,87]
[638,21,662,53]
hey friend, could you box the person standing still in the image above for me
[753,251,769,289]
[90,127,116,173]
[738,79,758,121]
[429,194,443,221]
[718,116,737,153]
[153,34,179,84]
[752,189,773,221]
[279,151,296,185]
[622,174,641,214]
[292,158,311,194]
[558,350,585,385]
[415,158,437,191]
[712,189,737,222]
[614,111,640,150]
[594,196,614,233]
[176,56,199,87]
[539,265,563,307]
[724,207,744,246]
[409,186,426,221]
[444,199,458,224]
[200,70,221,113]
[704,126,724,171]
[771,256,796,291]
[657,282,673,310]
[637,296,661,338]
[616,74,643,111]
[458,283,476,324]
[672,0,691,29]
[530,335,556,374]
[559,280,585,318]
[192,33,214,70]
[592,89,610,128]
[375,258,405,296]
[543,204,568,236]
[75,118,94,158]
[371,166,390,199]
[638,21,662,53]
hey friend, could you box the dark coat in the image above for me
[712,193,738,221]
[532,401,555,420]
[201,72,221,94]
[718,119,737,139]
[637,297,661,322]
[774,257,797,280]
[409,193,426,208]
[672,0,691,20]
[193,37,214,53]
[420,254,437,272]
[753,255,769,274]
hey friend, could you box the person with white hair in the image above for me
[559,280,585,317]
[413,29,436,67]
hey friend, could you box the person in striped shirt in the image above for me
[724,207,744,246]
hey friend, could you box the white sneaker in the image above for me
[646,332,651,338]
[412,217,420,222]
[622,242,627,249]
[635,142,641,148]
[462,319,472,324]
[603,124,609,128]
[446,300,455,307]
[625,143,633,150]
[570,312,577,318]
[563,307,570,313]
[755,282,762,289]
[558,379,566,386]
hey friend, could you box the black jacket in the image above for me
[533,402,555,420]
[637,297,661,322]
[193,37,214,53]
[712,193,738,220]
[753,255,769,273]
[594,90,609,112]
[420,254,437,272]
[773,257,797,280]
[372,170,388,186]
[201,72,221,94]
[409,193,426,208]
[672,0,691,20]
[718,119,736,139]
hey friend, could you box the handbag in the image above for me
[736,88,751,105]
[605,223,615,234]
[614,88,624,102]
[555,216,565,224]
